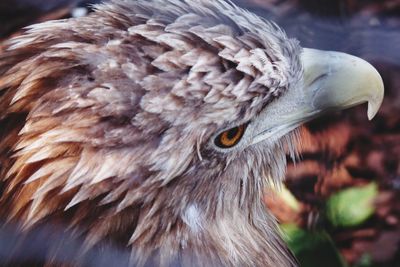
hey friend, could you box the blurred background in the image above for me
[0,0,399,266]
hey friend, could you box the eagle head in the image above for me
[0,0,383,266]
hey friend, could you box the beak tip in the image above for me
[367,106,378,120]
[367,74,385,121]
[367,94,384,121]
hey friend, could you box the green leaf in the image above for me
[326,182,378,228]
[353,253,373,267]
[281,224,347,267]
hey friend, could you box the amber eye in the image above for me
[214,124,246,148]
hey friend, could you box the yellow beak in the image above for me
[251,48,384,145]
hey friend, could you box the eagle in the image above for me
[0,0,384,266]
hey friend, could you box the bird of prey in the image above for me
[0,0,384,266]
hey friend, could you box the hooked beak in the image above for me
[251,48,384,145]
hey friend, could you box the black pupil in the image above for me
[227,127,239,139]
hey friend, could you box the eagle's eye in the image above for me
[214,124,246,148]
